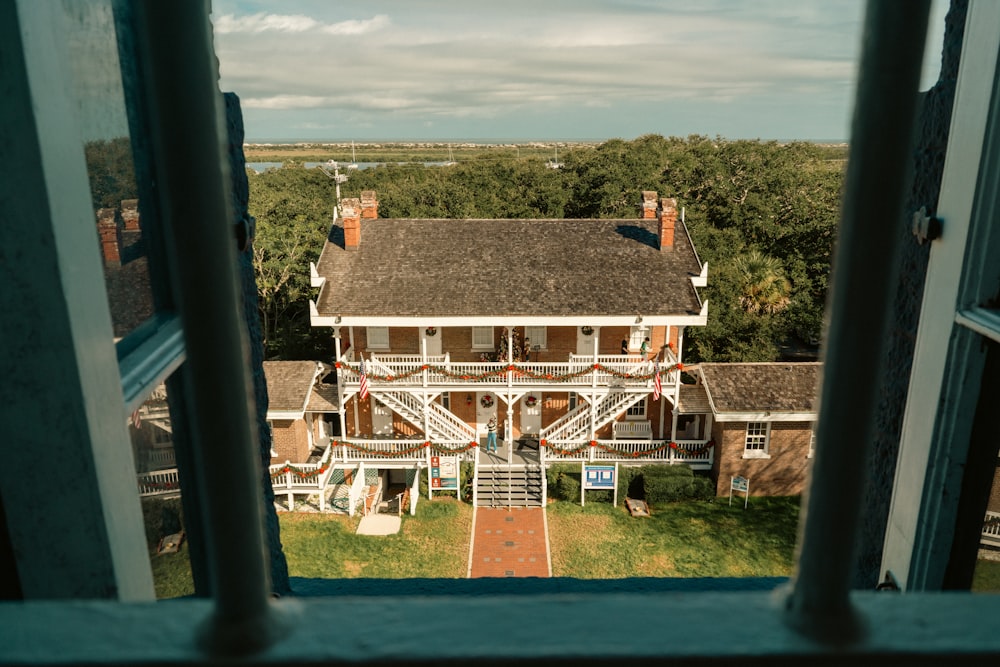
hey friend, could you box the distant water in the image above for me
[247,160,460,173]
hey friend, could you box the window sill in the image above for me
[743,452,771,460]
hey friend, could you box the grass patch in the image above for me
[972,559,1000,593]
[280,497,472,579]
[149,542,195,599]
[547,496,800,578]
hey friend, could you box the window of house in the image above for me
[626,398,647,420]
[629,326,647,351]
[440,393,450,411]
[743,422,770,458]
[568,391,578,411]
[525,325,546,349]
[366,326,389,349]
[472,326,494,350]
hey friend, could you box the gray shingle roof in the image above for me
[263,361,320,413]
[306,382,340,412]
[677,383,712,414]
[699,362,822,414]
[314,218,703,318]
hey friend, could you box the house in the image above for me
[676,362,821,496]
[308,190,709,506]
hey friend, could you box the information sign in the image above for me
[730,476,750,508]
[429,455,459,492]
[581,463,618,506]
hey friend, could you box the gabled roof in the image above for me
[263,361,323,419]
[313,217,704,323]
[677,383,712,414]
[699,362,822,422]
[306,381,340,413]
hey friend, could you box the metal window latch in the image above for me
[912,207,942,244]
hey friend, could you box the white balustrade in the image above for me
[137,468,181,497]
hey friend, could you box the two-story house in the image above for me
[309,190,709,507]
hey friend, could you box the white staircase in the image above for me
[375,391,476,442]
[540,391,647,441]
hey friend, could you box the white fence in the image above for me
[137,468,181,497]
[983,511,1000,548]
[541,439,713,469]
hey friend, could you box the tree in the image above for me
[734,250,792,315]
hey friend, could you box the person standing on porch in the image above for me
[621,339,629,355]
[640,337,651,358]
[487,415,498,453]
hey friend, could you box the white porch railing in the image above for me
[137,468,181,497]
[983,511,1000,547]
[341,357,676,389]
[143,447,176,471]
[541,438,713,469]
[334,438,475,462]
[269,443,336,510]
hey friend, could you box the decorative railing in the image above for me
[540,438,714,467]
[983,511,1000,547]
[334,438,478,461]
[137,468,181,497]
[269,444,335,492]
[338,358,683,390]
[144,447,176,471]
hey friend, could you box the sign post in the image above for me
[582,463,618,507]
[430,455,459,496]
[730,475,750,509]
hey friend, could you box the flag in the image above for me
[358,357,369,400]
[652,360,662,401]
[131,408,142,429]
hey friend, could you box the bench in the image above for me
[612,420,653,440]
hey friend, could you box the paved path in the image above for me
[467,507,551,578]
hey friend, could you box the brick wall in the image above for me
[270,419,310,464]
[987,463,1000,513]
[710,421,813,496]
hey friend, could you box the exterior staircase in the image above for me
[476,465,544,507]
[375,390,476,442]
[540,390,647,442]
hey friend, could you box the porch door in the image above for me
[423,326,442,356]
[577,326,597,355]
[371,397,393,436]
[520,394,541,435]
[476,392,496,437]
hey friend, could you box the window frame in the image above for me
[365,326,390,350]
[471,326,494,350]
[743,421,771,459]
[525,325,547,349]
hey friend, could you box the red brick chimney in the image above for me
[342,198,361,250]
[97,207,121,266]
[658,198,677,251]
[121,199,141,231]
[641,191,658,219]
[360,190,378,219]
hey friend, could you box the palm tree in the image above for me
[734,250,792,315]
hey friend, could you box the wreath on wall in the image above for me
[525,395,538,407]
[425,327,437,337]
[480,395,494,409]
[581,326,594,336]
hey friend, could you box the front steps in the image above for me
[476,465,544,507]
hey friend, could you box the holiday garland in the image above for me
[539,439,714,458]
[270,448,334,481]
[336,361,683,384]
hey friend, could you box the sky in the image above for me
[210,0,950,143]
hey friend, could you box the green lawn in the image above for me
[972,558,1000,593]
[548,496,800,578]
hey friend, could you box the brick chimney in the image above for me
[658,198,677,251]
[641,191,658,219]
[342,198,361,250]
[360,190,378,219]
[121,199,141,231]
[97,207,121,266]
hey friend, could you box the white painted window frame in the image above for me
[471,326,494,350]
[525,325,547,349]
[365,326,389,350]
[625,397,647,420]
[743,421,771,458]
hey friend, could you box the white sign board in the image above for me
[581,463,618,506]
[730,476,750,508]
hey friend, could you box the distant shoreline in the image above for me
[244,139,848,147]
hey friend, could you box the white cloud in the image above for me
[213,12,389,36]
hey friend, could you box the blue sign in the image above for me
[584,465,616,490]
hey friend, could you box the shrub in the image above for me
[140,497,185,550]
[642,465,714,503]
[545,463,581,501]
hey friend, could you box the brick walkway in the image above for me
[467,507,550,578]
